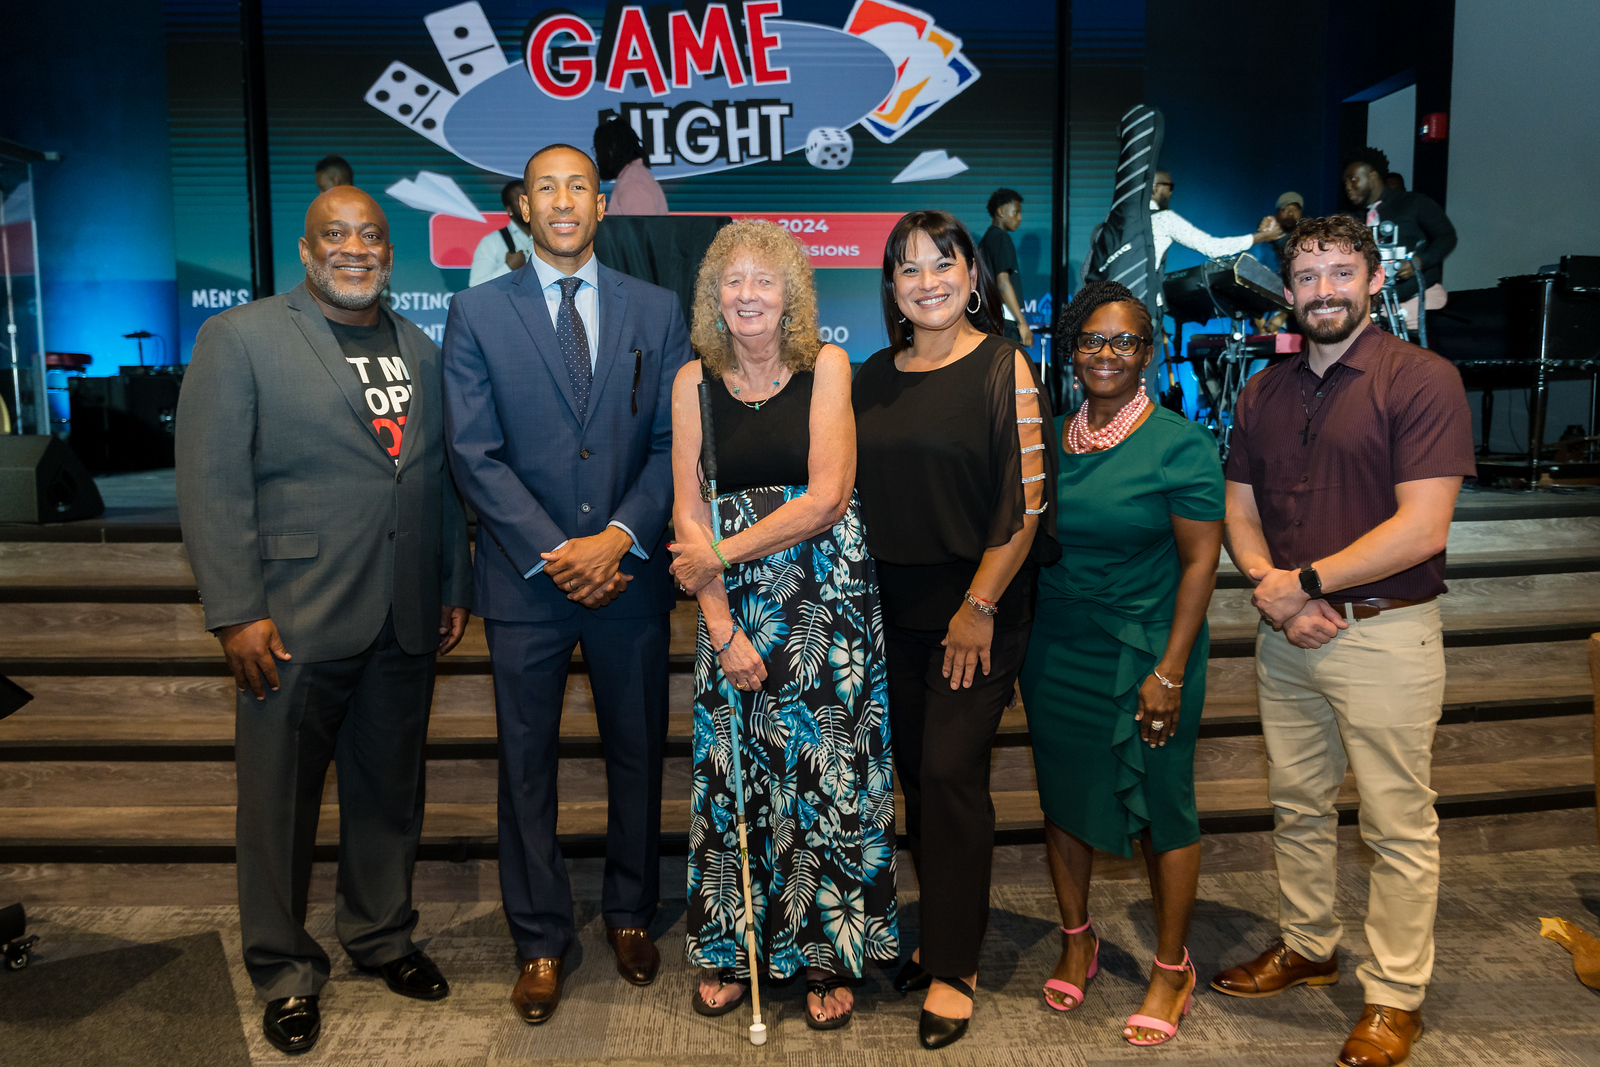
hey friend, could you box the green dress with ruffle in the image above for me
[1018,405,1224,857]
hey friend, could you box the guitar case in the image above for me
[1073,105,1177,409]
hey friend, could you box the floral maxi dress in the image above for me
[685,485,899,979]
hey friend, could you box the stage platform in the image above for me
[0,470,1595,871]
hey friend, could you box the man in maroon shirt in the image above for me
[1209,215,1474,1067]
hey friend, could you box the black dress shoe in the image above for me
[918,977,974,1051]
[379,950,450,1000]
[894,957,932,995]
[263,995,320,1054]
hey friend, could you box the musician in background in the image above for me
[1341,148,1456,331]
[1151,171,1283,273]
[469,181,535,287]
[1150,171,1282,414]
[1256,193,1306,332]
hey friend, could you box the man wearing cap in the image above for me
[1267,192,1305,273]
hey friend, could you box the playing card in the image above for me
[844,0,980,142]
[365,61,459,150]
[844,0,932,39]
[423,2,509,94]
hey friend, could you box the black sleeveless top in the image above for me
[708,369,813,493]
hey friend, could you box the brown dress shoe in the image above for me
[1338,1004,1423,1066]
[511,956,565,1025]
[1210,939,1339,997]
[606,927,660,986]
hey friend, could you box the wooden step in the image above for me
[2,641,1589,755]
[5,716,1587,817]
[4,575,1597,670]
[1215,515,1600,585]
[12,515,1597,599]
[0,600,702,666]
[4,743,1590,858]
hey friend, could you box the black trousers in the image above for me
[234,611,435,999]
[485,610,670,961]
[886,620,1033,977]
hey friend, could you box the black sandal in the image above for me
[805,973,854,1031]
[692,968,748,1017]
[918,976,974,1050]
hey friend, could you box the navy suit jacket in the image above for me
[442,259,690,622]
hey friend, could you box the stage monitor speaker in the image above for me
[0,435,105,523]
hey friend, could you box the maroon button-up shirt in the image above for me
[1224,325,1474,601]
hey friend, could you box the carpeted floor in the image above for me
[7,846,1600,1065]
[0,931,251,1066]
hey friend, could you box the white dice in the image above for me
[805,127,853,170]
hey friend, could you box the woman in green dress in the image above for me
[1018,280,1224,1047]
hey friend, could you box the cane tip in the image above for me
[749,1022,768,1045]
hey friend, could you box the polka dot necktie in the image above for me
[556,276,592,421]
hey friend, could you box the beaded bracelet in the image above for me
[964,591,998,617]
[717,626,743,654]
[710,539,731,570]
[1152,669,1184,689]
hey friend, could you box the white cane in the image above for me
[698,376,766,1045]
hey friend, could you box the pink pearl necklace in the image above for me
[1067,391,1150,454]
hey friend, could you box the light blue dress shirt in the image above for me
[528,251,600,368]
[522,251,646,577]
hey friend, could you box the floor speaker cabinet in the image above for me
[68,370,183,472]
[0,435,105,523]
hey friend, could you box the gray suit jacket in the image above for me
[176,282,473,662]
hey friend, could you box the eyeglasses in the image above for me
[1074,332,1149,355]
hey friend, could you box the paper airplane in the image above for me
[384,171,485,221]
[891,149,969,184]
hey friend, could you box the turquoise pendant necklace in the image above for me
[732,376,783,411]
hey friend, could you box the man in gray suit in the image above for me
[176,187,473,1055]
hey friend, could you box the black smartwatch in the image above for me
[1298,564,1322,598]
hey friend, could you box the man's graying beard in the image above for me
[307,257,393,311]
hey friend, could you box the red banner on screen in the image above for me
[429,211,902,270]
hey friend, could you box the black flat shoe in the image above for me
[805,973,853,1031]
[894,957,932,995]
[263,994,320,1054]
[693,967,749,1017]
[918,976,974,1051]
[378,949,451,1000]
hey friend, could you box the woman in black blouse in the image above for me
[853,210,1057,1049]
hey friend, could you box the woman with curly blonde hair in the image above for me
[669,219,896,1031]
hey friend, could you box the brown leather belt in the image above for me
[1330,596,1437,620]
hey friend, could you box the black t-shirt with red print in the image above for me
[328,317,409,462]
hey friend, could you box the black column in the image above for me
[240,0,273,298]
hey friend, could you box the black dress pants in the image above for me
[886,620,1032,977]
[234,611,435,999]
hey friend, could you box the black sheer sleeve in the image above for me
[984,341,1060,565]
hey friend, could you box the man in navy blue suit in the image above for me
[442,143,690,1025]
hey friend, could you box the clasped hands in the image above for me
[543,527,633,608]
[666,536,724,596]
[1248,567,1349,650]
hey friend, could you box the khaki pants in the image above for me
[1255,601,1446,1011]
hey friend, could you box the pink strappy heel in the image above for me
[1123,947,1195,1046]
[1042,919,1098,1012]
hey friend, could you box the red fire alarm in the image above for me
[1419,112,1449,142]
